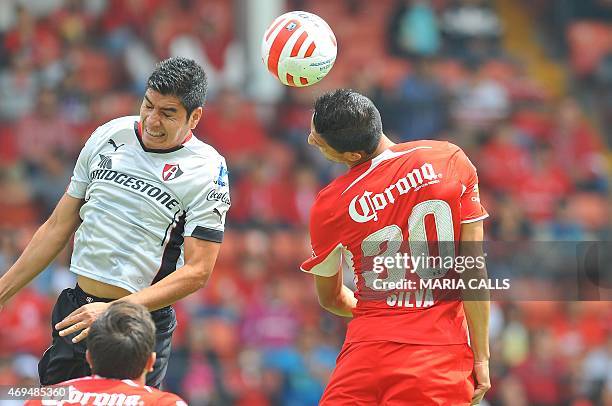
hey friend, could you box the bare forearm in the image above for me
[320,285,357,317]
[463,298,490,361]
[118,264,210,311]
[120,238,220,311]
[459,221,490,362]
[461,263,490,361]
[0,220,73,303]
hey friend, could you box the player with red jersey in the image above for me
[302,90,491,405]
[25,302,185,406]
[25,376,185,405]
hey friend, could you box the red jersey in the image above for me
[25,375,186,406]
[301,141,488,345]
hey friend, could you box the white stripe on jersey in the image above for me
[341,146,432,195]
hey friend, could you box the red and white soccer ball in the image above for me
[261,11,337,87]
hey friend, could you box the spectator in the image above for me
[394,58,448,140]
[15,87,78,165]
[26,150,72,219]
[388,0,440,58]
[451,63,510,128]
[200,87,269,168]
[548,97,608,192]
[441,0,502,62]
[517,144,573,223]
[0,52,38,121]
[477,124,531,195]
[514,329,572,405]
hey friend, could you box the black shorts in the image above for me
[38,284,177,388]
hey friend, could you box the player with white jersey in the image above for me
[302,90,490,405]
[67,115,228,292]
[0,57,230,388]
[25,302,187,405]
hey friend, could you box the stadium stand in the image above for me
[0,0,610,404]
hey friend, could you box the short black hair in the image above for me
[87,302,156,380]
[313,89,382,154]
[146,56,208,117]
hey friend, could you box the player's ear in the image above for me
[85,350,93,368]
[343,151,366,163]
[188,106,203,129]
[146,352,156,372]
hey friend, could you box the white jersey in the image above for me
[66,116,230,292]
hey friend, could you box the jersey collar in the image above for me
[134,121,193,153]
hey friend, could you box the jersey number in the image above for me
[361,200,454,289]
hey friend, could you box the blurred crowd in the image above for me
[0,0,610,405]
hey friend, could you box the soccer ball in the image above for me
[261,11,337,87]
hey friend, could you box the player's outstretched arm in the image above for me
[0,193,83,308]
[314,270,357,317]
[57,236,222,343]
[459,220,491,405]
[120,236,222,310]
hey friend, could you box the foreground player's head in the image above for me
[140,56,207,150]
[309,89,385,166]
[86,302,156,384]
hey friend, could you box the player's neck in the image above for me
[131,375,146,386]
[348,135,395,168]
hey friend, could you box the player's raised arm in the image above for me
[0,193,83,308]
[459,220,491,405]
[314,271,357,317]
[302,178,357,318]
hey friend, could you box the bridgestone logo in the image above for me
[348,163,440,223]
[90,169,179,211]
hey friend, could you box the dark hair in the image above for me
[146,56,208,118]
[87,302,156,380]
[313,89,382,154]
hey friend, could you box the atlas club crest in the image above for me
[162,164,183,181]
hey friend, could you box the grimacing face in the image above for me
[139,89,202,150]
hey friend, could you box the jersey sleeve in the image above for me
[66,123,111,199]
[66,128,102,199]
[183,157,230,243]
[300,196,343,277]
[453,147,488,223]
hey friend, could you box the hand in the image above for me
[471,360,491,405]
[55,302,111,343]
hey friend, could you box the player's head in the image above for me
[86,302,156,383]
[140,56,207,149]
[309,89,383,165]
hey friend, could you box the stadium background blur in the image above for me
[0,0,610,405]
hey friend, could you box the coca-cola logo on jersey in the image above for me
[348,163,440,223]
[206,190,231,205]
